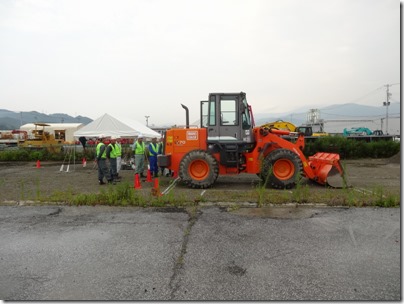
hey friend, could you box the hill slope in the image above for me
[0,109,92,130]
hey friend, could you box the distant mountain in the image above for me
[0,109,93,130]
[254,102,401,126]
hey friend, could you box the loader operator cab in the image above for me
[201,92,255,168]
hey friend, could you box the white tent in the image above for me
[73,113,161,139]
[119,117,161,139]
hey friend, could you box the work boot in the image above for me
[108,179,116,185]
[99,180,105,185]
[140,173,146,178]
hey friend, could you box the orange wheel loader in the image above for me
[157,92,348,189]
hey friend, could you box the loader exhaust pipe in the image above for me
[181,104,189,129]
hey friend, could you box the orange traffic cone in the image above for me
[82,157,87,167]
[134,174,142,189]
[146,169,153,182]
[151,177,162,196]
[36,160,41,168]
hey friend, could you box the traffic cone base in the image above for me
[151,177,162,196]
[146,169,153,182]
[134,174,142,189]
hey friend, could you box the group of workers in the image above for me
[95,134,166,185]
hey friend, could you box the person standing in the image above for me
[148,137,159,177]
[115,137,122,178]
[132,135,146,178]
[96,135,112,185]
[106,136,119,182]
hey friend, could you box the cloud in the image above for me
[0,0,399,125]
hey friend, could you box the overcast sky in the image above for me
[0,0,400,126]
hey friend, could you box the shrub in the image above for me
[304,136,400,159]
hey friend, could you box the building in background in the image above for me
[19,123,84,143]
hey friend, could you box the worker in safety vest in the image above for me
[132,134,146,178]
[96,135,113,185]
[148,137,159,177]
[106,136,119,182]
[115,137,122,178]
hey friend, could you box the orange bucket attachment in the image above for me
[308,152,348,188]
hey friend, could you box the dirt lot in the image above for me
[0,154,400,204]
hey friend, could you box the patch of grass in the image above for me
[291,176,310,204]
[371,186,400,207]
[227,204,241,212]
[19,179,26,201]
[8,175,399,208]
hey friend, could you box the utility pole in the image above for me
[383,83,399,135]
[383,85,391,135]
[145,116,150,127]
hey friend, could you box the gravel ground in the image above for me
[0,153,400,203]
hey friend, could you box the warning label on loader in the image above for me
[186,131,198,140]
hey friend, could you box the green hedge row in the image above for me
[0,138,400,162]
[303,137,400,159]
[0,146,134,162]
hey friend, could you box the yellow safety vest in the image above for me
[133,141,145,155]
[96,142,106,159]
[149,143,159,156]
[116,143,122,157]
[108,143,117,158]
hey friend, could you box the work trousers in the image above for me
[149,155,158,175]
[116,156,122,174]
[98,158,111,182]
[134,154,145,175]
[109,157,117,180]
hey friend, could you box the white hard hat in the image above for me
[138,134,143,139]
[99,134,105,139]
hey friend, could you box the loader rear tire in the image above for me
[179,150,219,189]
[261,149,303,189]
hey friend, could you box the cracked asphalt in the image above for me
[0,205,400,301]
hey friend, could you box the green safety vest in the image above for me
[133,141,145,155]
[108,143,117,158]
[96,142,106,159]
[115,143,122,157]
[149,143,159,156]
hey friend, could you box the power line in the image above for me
[347,85,385,103]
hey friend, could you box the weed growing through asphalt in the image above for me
[256,166,272,207]
[291,175,309,204]
[35,178,41,201]
[19,179,25,201]
[372,185,399,207]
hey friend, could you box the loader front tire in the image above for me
[261,149,303,189]
[179,150,219,189]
